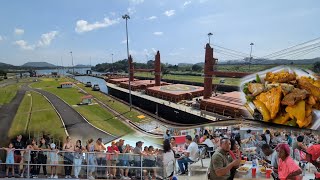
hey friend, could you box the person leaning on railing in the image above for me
[20,140,33,178]
[94,137,107,178]
[86,138,96,180]
[37,137,50,177]
[30,138,40,178]
[107,141,120,179]
[62,136,74,179]
[74,140,86,179]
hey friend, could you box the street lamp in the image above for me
[70,51,74,75]
[208,32,213,44]
[111,53,114,74]
[249,42,254,71]
[122,14,132,111]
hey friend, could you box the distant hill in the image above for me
[0,62,16,69]
[75,64,91,68]
[22,62,56,68]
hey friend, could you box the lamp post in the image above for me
[249,42,254,71]
[122,14,132,111]
[70,51,74,75]
[111,53,114,74]
[208,32,213,44]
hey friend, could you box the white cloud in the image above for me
[151,48,157,53]
[110,12,116,16]
[169,52,180,56]
[127,7,136,15]
[153,32,163,36]
[164,10,175,17]
[147,16,157,20]
[129,0,144,4]
[183,1,191,7]
[37,31,58,47]
[0,35,3,41]
[13,30,58,50]
[75,17,120,33]
[13,40,35,50]
[14,28,24,35]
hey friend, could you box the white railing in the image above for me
[0,148,164,179]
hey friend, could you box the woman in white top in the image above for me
[163,139,175,179]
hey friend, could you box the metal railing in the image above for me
[0,148,164,179]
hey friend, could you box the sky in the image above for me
[0,0,319,66]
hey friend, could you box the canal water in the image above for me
[74,76,108,94]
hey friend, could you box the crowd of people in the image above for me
[0,135,163,180]
[163,128,320,180]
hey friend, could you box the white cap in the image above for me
[50,143,56,149]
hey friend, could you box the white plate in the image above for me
[240,66,320,130]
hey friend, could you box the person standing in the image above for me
[107,141,119,179]
[133,141,145,178]
[12,134,25,175]
[74,140,85,179]
[163,130,171,140]
[163,139,175,179]
[86,139,96,180]
[3,143,15,178]
[286,134,293,146]
[63,136,74,178]
[37,137,50,177]
[94,138,106,178]
[209,138,240,180]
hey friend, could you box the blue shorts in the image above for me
[6,157,14,165]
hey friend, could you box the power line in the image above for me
[266,42,320,59]
[262,37,320,59]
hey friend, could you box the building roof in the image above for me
[81,95,93,99]
[60,82,73,85]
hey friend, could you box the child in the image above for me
[20,140,33,178]
[48,143,59,179]
[3,143,15,177]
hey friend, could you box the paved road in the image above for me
[0,84,27,146]
[32,89,116,143]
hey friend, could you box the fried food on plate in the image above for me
[253,99,271,121]
[285,100,306,128]
[298,78,320,99]
[238,166,249,172]
[248,83,264,96]
[256,86,282,119]
[272,112,290,125]
[281,88,309,106]
[265,71,296,83]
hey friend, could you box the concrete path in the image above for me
[0,84,27,146]
[32,89,116,143]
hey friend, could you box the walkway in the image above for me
[32,88,116,143]
[0,84,27,146]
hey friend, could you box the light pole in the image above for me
[70,51,74,75]
[249,42,254,71]
[111,53,114,74]
[208,32,213,44]
[122,14,132,111]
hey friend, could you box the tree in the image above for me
[192,64,203,72]
[314,62,320,73]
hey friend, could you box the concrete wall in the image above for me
[107,86,212,125]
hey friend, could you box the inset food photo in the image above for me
[241,66,320,129]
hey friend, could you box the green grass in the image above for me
[77,83,149,123]
[0,84,20,105]
[9,91,66,140]
[135,72,241,86]
[31,77,133,136]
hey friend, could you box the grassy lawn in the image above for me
[77,83,149,123]
[134,72,241,86]
[9,91,66,140]
[0,84,20,105]
[31,78,133,136]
